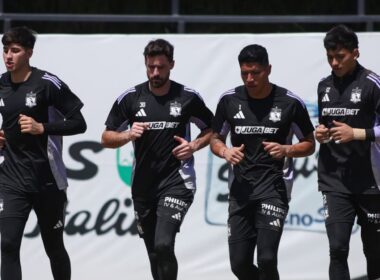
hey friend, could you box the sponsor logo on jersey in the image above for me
[321,108,360,116]
[169,101,182,117]
[233,104,245,119]
[269,106,281,122]
[235,126,279,134]
[135,108,147,117]
[146,121,180,130]
[0,98,4,107]
[25,91,37,108]
[350,87,362,104]
[321,93,330,102]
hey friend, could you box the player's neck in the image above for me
[149,80,171,96]
[247,83,272,99]
[10,65,32,84]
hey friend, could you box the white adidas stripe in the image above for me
[117,87,136,104]
[367,73,380,89]
[42,74,62,89]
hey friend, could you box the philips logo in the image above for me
[235,126,279,134]
[321,108,360,116]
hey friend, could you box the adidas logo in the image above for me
[269,219,281,227]
[53,220,64,229]
[233,110,245,119]
[321,93,330,102]
[135,108,147,117]
[171,212,182,221]
[0,98,4,107]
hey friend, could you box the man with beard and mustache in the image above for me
[101,39,213,280]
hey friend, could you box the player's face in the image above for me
[3,43,32,73]
[240,62,271,95]
[145,55,174,89]
[326,47,359,78]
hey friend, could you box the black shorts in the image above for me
[322,191,380,229]
[0,185,67,222]
[133,195,193,238]
[228,196,289,244]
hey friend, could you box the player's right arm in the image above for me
[210,132,244,165]
[101,122,148,149]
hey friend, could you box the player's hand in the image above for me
[262,141,288,159]
[172,135,195,160]
[223,144,245,165]
[329,120,354,144]
[0,130,5,148]
[128,122,148,141]
[315,124,331,144]
[19,114,44,135]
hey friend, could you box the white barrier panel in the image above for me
[2,33,380,280]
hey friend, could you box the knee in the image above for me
[154,242,174,258]
[329,245,349,261]
[1,236,20,256]
[44,243,68,261]
[257,253,277,271]
[230,257,249,278]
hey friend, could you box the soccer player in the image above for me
[0,26,87,280]
[315,25,380,280]
[101,39,213,280]
[210,44,315,280]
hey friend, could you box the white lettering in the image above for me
[235,126,279,135]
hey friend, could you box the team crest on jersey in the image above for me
[169,101,182,117]
[25,91,37,108]
[350,87,361,104]
[269,106,282,122]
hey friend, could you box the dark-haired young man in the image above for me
[101,39,213,280]
[0,26,87,280]
[315,25,380,280]
[210,44,315,280]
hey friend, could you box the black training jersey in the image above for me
[0,67,84,192]
[317,63,380,194]
[212,84,314,201]
[105,81,213,202]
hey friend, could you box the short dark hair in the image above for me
[324,25,359,51]
[238,44,269,66]
[2,26,37,49]
[143,39,174,62]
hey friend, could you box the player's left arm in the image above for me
[263,132,315,159]
[22,76,87,136]
[264,98,315,159]
[172,93,214,160]
[172,128,212,160]
[330,77,380,143]
[19,110,86,136]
